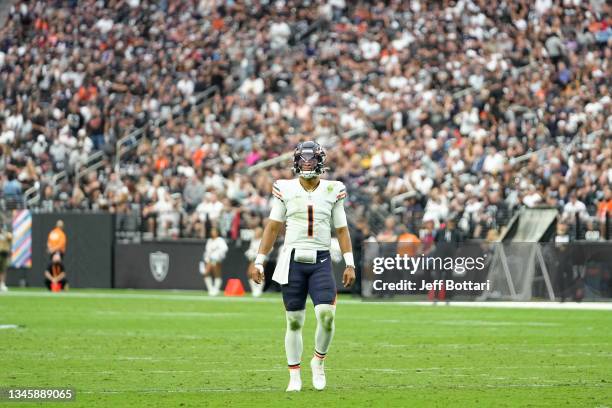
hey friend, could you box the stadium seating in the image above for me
[0,0,610,242]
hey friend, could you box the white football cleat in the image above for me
[0,283,8,293]
[286,368,302,392]
[310,358,326,390]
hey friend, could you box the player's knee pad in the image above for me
[314,304,335,331]
[286,309,305,331]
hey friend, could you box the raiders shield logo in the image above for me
[149,251,169,282]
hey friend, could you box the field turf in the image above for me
[0,289,611,407]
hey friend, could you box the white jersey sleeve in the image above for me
[269,181,287,222]
[331,181,348,228]
[331,200,347,228]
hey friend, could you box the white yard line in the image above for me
[94,311,244,317]
[376,342,612,348]
[11,368,584,377]
[417,301,612,311]
[436,320,562,327]
[3,290,612,311]
[3,291,279,303]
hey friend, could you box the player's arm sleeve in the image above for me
[269,196,287,222]
[332,199,348,228]
[269,182,286,222]
[332,183,348,228]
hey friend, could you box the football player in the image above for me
[249,141,356,391]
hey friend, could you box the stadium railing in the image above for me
[23,185,39,208]
[75,151,106,184]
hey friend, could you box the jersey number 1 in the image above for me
[307,204,314,238]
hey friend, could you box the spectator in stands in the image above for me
[0,0,609,244]
[396,225,421,257]
[523,185,544,208]
[183,174,206,212]
[150,190,179,239]
[194,192,224,227]
[555,222,571,244]
[2,171,22,206]
[376,216,397,243]
[562,192,589,224]
[416,214,435,255]
[423,188,449,225]
[435,218,464,244]
[596,187,612,224]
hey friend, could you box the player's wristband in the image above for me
[254,253,266,266]
[343,252,355,269]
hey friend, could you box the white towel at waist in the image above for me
[272,245,292,285]
[271,246,330,285]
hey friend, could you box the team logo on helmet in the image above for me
[293,141,326,179]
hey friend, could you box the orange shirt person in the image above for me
[47,220,67,256]
[397,228,421,257]
[597,199,612,222]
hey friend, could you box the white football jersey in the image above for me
[269,178,348,250]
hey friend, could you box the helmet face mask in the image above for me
[293,141,326,179]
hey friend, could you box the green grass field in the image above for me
[1,289,611,407]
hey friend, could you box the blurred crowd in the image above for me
[0,0,610,242]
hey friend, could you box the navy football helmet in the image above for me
[293,141,326,179]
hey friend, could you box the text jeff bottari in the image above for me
[373,279,491,291]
